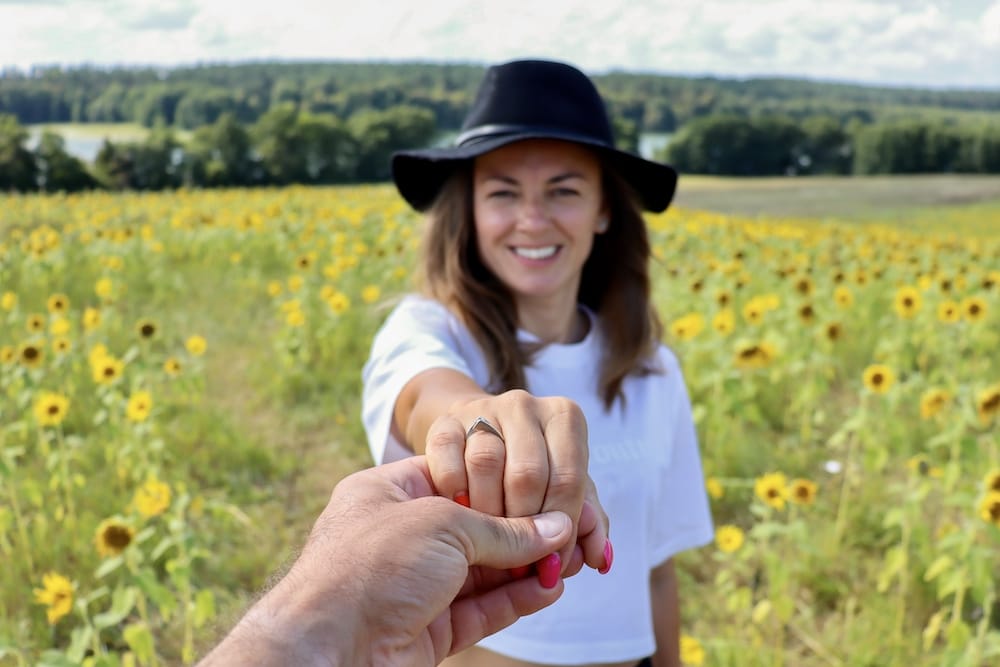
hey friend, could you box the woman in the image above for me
[362,59,713,667]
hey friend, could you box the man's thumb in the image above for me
[461,510,572,569]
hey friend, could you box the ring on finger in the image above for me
[466,416,504,442]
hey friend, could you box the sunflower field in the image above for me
[1,184,998,666]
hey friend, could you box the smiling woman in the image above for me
[361,59,713,667]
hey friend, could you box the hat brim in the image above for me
[392,131,678,213]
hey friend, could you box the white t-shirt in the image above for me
[361,294,714,665]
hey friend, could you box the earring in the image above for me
[596,218,609,233]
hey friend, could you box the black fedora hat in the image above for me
[391,59,678,213]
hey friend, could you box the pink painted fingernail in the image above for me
[537,553,561,589]
[509,565,532,579]
[598,539,614,575]
[453,491,470,508]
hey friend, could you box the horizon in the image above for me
[5,56,1000,95]
[3,0,1000,91]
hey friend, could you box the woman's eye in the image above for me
[551,188,578,197]
[487,190,515,199]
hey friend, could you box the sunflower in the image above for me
[976,384,1000,425]
[715,289,732,307]
[163,357,182,376]
[742,300,765,325]
[984,469,1000,494]
[919,388,951,419]
[712,309,735,336]
[0,345,14,364]
[266,280,283,297]
[979,492,1000,528]
[294,253,314,270]
[82,307,101,331]
[361,285,381,304]
[52,337,72,355]
[893,286,922,318]
[705,477,724,500]
[906,454,943,478]
[961,296,987,323]
[797,303,816,324]
[19,342,44,369]
[754,472,787,510]
[734,341,777,370]
[133,478,171,518]
[863,364,895,394]
[286,275,304,292]
[794,276,814,297]
[46,293,70,314]
[126,390,153,422]
[135,319,157,340]
[186,335,207,356]
[0,290,16,310]
[26,313,45,333]
[49,316,70,336]
[286,309,306,327]
[91,354,124,385]
[833,285,853,309]
[715,525,745,553]
[95,277,114,299]
[326,292,350,315]
[936,300,960,324]
[824,322,843,342]
[669,313,705,341]
[34,391,70,427]
[94,518,135,557]
[33,572,74,625]
[789,478,818,505]
[679,635,705,666]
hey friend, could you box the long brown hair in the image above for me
[417,153,663,410]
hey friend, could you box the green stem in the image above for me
[969,587,995,665]
[7,481,35,579]
[895,516,910,644]
[56,427,75,523]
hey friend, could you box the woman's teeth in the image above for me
[514,246,558,259]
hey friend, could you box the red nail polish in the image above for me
[537,553,561,589]
[598,539,613,574]
[453,491,470,507]
[509,565,532,579]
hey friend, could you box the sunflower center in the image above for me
[872,373,884,385]
[23,347,39,360]
[990,502,1000,522]
[104,525,133,549]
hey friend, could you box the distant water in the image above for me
[27,126,132,163]
[31,126,672,164]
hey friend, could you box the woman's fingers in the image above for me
[538,397,589,569]
[500,395,550,519]
[424,415,470,505]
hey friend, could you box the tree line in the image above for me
[662,115,1000,176]
[4,61,1000,132]
[0,104,438,192]
[4,108,998,194]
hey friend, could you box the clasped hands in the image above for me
[200,391,608,666]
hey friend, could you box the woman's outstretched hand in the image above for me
[424,389,612,581]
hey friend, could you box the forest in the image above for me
[1,60,999,192]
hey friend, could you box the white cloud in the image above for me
[1,0,998,88]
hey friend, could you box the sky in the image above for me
[2,0,1000,89]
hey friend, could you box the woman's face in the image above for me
[472,139,606,313]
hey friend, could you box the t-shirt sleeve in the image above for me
[649,349,714,564]
[361,296,477,465]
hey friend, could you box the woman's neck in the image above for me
[518,301,589,344]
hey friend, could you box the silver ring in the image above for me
[466,416,504,442]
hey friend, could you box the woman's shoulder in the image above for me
[383,293,459,326]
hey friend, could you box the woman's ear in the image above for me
[595,217,609,233]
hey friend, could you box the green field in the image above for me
[1,178,998,666]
